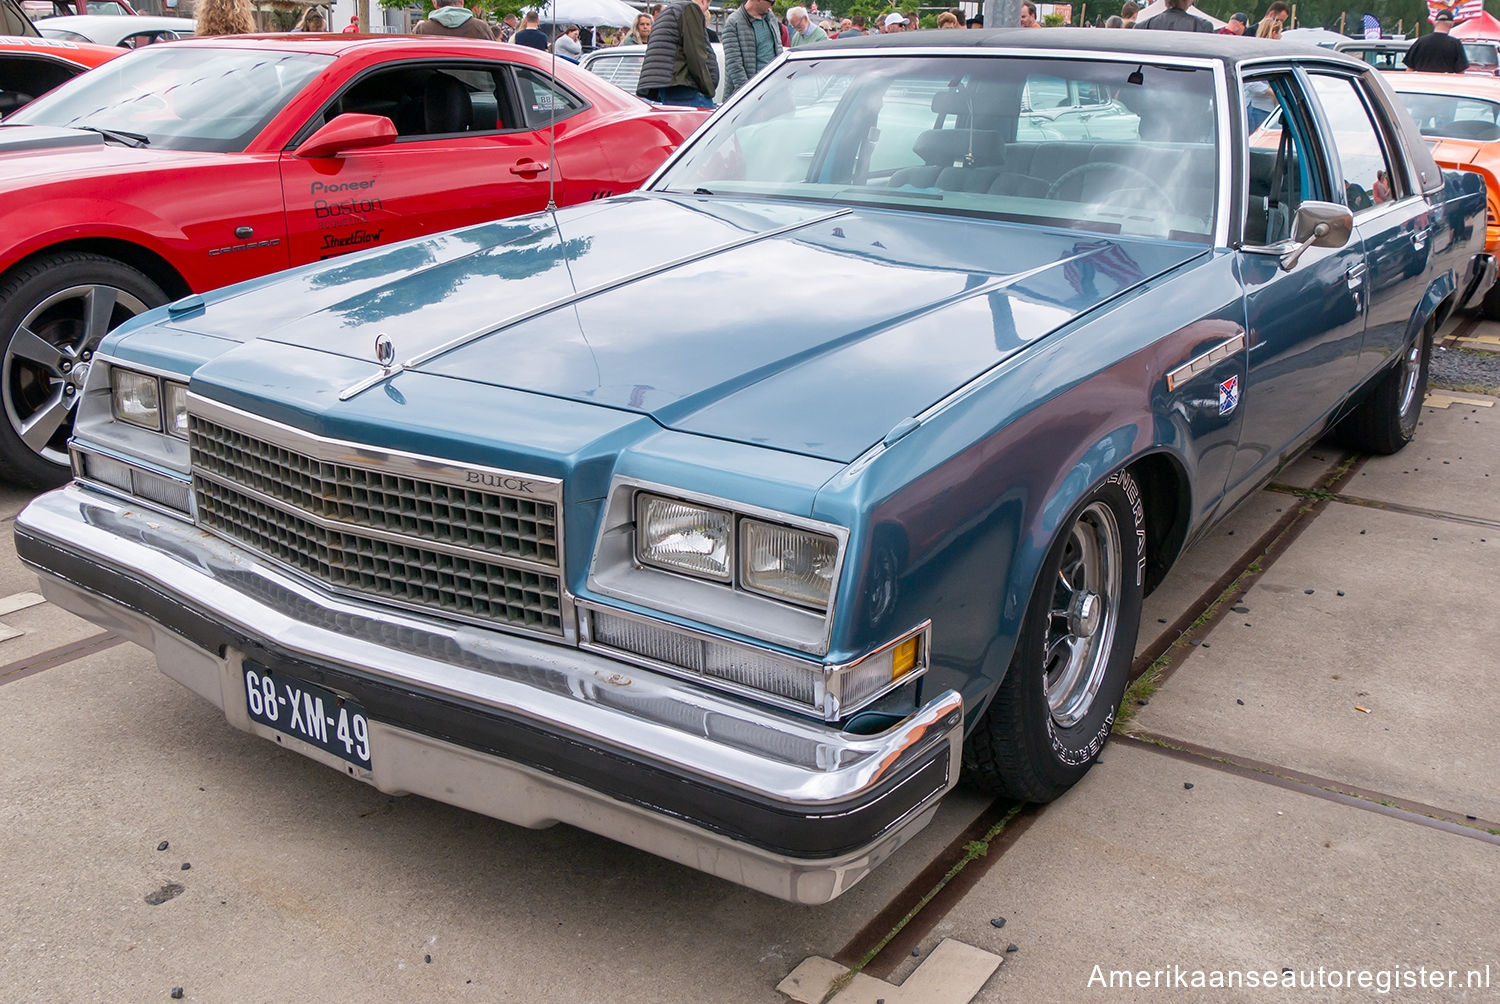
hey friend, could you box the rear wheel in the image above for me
[0,252,167,488]
[1337,324,1430,456]
[1483,281,1500,321]
[963,469,1145,802]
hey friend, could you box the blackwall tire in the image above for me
[1337,324,1431,456]
[0,252,167,488]
[963,468,1146,803]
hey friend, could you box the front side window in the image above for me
[7,45,332,151]
[1244,73,1331,245]
[322,64,519,138]
[656,55,1218,242]
[1308,73,1404,212]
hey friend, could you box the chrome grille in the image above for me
[189,414,563,636]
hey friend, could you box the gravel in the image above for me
[1432,345,1500,394]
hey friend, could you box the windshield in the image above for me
[6,45,332,152]
[655,55,1218,243]
[1397,91,1500,141]
[1464,43,1499,67]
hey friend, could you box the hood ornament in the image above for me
[375,333,395,371]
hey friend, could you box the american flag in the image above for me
[1428,0,1484,22]
[1362,12,1380,37]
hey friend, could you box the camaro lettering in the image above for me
[208,238,282,257]
[315,197,384,219]
[309,179,376,195]
[320,229,384,250]
[465,472,536,493]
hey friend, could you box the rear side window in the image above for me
[511,66,589,129]
[1308,73,1406,211]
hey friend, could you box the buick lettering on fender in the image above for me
[16,32,1496,903]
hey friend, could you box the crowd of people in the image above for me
[293,0,1472,108]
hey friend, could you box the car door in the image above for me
[1226,68,1367,497]
[1304,70,1432,380]
[278,59,566,265]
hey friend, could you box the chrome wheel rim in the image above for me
[3,284,148,466]
[1043,501,1122,728]
[1396,336,1424,418]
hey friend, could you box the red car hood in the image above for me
[0,125,228,189]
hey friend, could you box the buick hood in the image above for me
[150,194,1203,463]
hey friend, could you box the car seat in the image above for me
[423,74,473,135]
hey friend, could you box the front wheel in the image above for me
[1336,324,1431,456]
[963,469,1146,802]
[0,252,167,488]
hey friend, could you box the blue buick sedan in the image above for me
[16,31,1495,902]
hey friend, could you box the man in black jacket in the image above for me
[1405,10,1469,73]
[637,0,719,107]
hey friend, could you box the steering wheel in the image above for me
[1046,161,1157,202]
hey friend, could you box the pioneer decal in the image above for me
[309,179,376,196]
[208,238,282,257]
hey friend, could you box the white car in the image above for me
[582,42,727,105]
[37,14,196,47]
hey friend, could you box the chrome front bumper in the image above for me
[15,485,964,904]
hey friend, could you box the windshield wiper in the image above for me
[76,126,150,148]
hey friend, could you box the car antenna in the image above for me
[546,0,559,211]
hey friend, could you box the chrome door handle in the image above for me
[1345,262,1368,290]
[1412,228,1430,251]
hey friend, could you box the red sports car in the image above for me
[0,35,709,486]
[0,35,122,116]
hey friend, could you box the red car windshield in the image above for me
[7,45,332,152]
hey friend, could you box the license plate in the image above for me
[242,663,372,770]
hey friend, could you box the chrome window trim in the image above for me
[587,475,848,656]
[186,393,574,644]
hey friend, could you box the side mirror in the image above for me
[294,113,397,159]
[1279,200,1353,271]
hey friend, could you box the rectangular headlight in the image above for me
[111,369,161,431]
[162,381,190,439]
[740,519,837,609]
[636,493,732,581]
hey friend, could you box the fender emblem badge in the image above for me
[1218,375,1240,416]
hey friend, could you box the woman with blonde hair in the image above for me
[197,0,256,35]
[623,12,652,44]
[1255,0,1288,38]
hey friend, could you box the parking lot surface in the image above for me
[1,325,1496,1002]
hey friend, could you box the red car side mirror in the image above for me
[294,113,397,159]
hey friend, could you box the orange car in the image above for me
[0,34,122,117]
[1387,71,1500,314]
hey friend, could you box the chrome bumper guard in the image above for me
[15,485,963,904]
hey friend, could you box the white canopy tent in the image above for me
[527,0,640,27]
[1281,26,1351,46]
[1131,1,1227,30]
